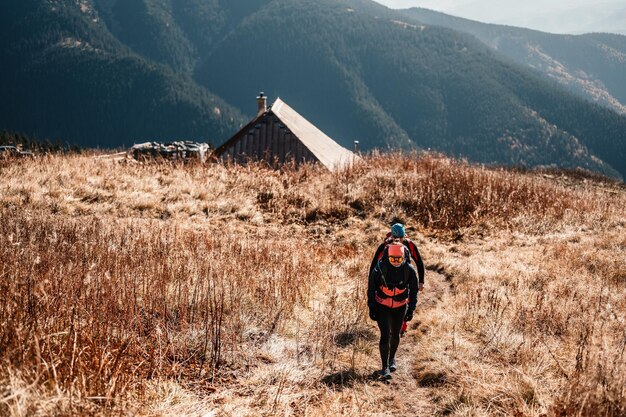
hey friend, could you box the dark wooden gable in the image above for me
[214,97,357,170]
[214,111,317,165]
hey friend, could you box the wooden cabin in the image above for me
[213,93,357,171]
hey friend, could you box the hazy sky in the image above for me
[373,0,626,34]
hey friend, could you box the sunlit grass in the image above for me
[0,152,624,416]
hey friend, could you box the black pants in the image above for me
[375,304,407,369]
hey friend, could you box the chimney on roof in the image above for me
[257,92,267,116]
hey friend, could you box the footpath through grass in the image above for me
[0,153,624,416]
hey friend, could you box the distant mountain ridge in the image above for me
[377,0,626,35]
[1,0,626,179]
[400,8,626,115]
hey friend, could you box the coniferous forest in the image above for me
[1,0,626,178]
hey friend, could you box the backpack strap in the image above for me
[378,258,409,289]
[378,260,389,288]
[406,240,419,262]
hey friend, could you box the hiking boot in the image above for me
[378,367,391,379]
[389,359,397,372]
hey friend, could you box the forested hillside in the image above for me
[401,8,626,115]
[0,0,244,149]
[92,0,272,74]
[1,0,626,178]
[197,0,626,178]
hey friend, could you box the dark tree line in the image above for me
[0,130,79,153]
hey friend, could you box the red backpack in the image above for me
[376,233,420,266]
[377,237,417,336]
[375,234,416,337]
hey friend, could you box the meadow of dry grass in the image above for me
[0,152,624,416]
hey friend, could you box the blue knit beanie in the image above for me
[391,223,405,238]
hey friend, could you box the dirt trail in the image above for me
[204,265,452,416]
[357,268,452,416]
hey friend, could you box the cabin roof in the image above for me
[214,97,357,171]
[270,98,356,170]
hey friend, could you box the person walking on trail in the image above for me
[368,242,419,379]
[371,223,425,339]
[369,223,425,293]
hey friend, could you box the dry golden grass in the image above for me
[0,152,624,416]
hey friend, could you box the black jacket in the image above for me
[368,255,419,314]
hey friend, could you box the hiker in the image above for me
[368,242,419,379]
[369,223,425,292]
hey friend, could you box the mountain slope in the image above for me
[2,0,626,179]
[92,0,272,74]
[196,0,625,178]
[400,8,626,115]
[0,0,244,148]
